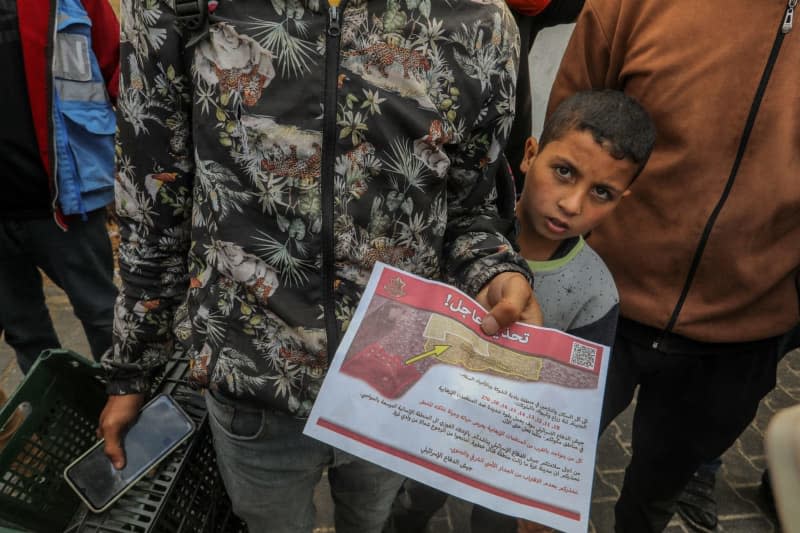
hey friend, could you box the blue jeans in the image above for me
[205,391,404,533]
[0,210,116,372]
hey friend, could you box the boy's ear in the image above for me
[519,137,539,175]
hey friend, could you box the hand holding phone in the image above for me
[97,393,145,469]
[64,394,195,513]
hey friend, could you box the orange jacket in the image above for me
[548,0,800,343]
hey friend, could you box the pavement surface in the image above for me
[0,279,796,533]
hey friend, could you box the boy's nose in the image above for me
[557,192,582,216]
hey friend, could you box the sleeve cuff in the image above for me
[459,261,534,297]
[106,376,152,396]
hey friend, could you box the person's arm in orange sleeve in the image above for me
[546,0,619,117]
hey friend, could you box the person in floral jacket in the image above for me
[100,0,540,530]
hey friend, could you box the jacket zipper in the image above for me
[48,0,67,230]
[321,0,347,359]
[652,0,794,350]
[783,0,796,32]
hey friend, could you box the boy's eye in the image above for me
[592,186,613,202]
[554,166,572,179]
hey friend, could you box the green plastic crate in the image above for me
[0,350,106,533]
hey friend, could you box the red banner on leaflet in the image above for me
[374,269,603,375]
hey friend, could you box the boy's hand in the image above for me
[97,393,145,469]
[476,272,543,335]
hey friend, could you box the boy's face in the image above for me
[517,129,638,258]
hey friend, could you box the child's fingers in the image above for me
[478,272,541,334]
[519,295,544,326]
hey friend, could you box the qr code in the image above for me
[570,342,597,370]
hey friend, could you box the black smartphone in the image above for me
[63,393,196,513]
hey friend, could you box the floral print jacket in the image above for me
[105,0,530,416]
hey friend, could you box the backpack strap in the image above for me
[165,0,208,31]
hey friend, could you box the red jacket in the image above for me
[506,0,551,16]
[17,0,119,221]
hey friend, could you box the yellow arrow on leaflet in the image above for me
[405,345,450,365]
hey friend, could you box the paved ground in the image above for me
[0,281,796,532]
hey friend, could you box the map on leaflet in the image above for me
[304,263,610,533]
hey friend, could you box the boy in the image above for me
[98,1,542,532]
[385,89,656,533]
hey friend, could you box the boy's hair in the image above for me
[540,90,656,180]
